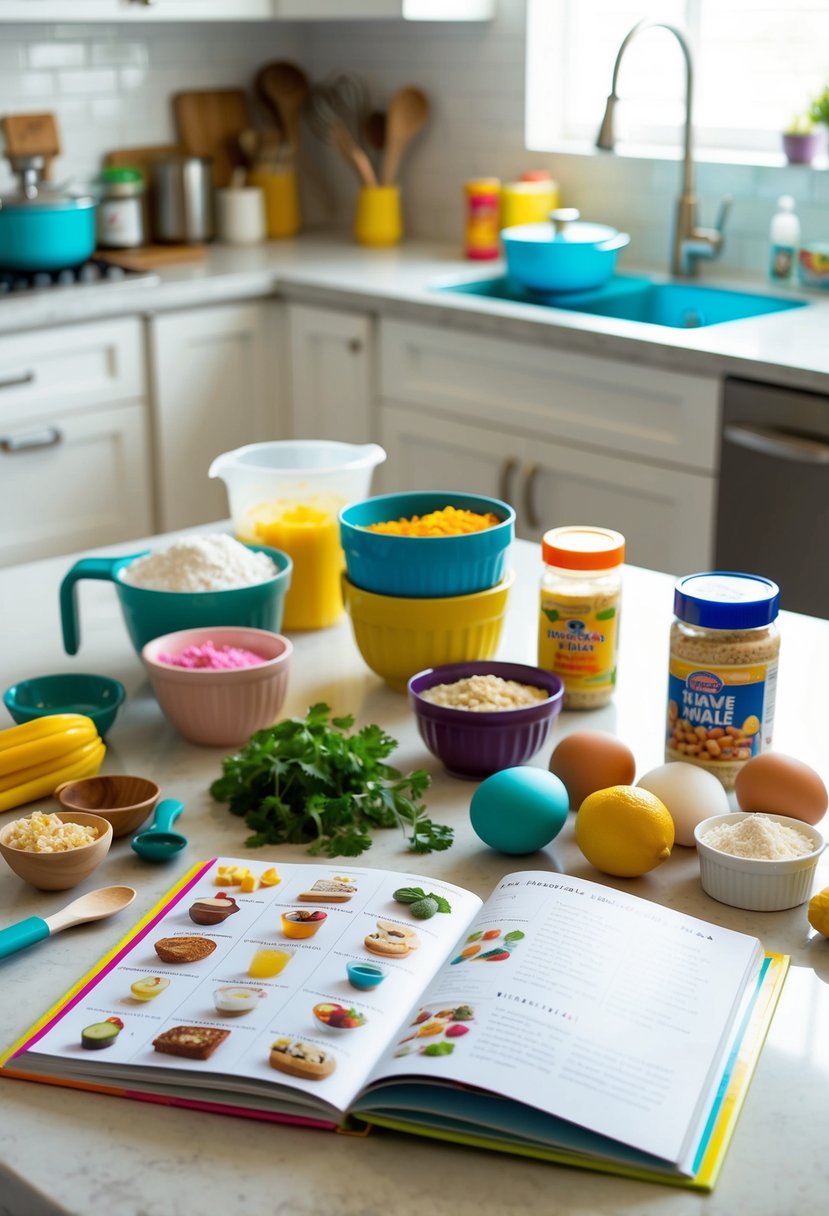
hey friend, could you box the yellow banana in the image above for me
[0,737,105,795]
[0,722,99,779]
[0,739,105,814]
[0,714,95,753]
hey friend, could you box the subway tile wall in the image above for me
[0,0,826,278]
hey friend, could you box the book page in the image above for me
[16,858,482,1116]
[362,871,762,1164]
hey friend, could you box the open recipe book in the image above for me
[0,858,788,1191]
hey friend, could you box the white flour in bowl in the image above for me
[121,535,278,593]
[700,814,814,859]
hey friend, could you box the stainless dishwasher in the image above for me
[716,376,829,619]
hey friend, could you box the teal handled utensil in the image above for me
[0,885,136,960]
[130,799,187,862]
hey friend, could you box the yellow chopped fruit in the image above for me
[260,867,281,887]
[240,874,259,892]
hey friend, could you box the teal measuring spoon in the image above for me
[0,885,136,960]
[130,798,187,862]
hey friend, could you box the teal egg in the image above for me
[470,766,569,854]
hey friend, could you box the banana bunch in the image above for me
[0,715,105,813]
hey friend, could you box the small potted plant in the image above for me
[782,113,820,165]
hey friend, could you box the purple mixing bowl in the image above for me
[408,661,564,780]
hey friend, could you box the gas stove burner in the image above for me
[0,258,156,295]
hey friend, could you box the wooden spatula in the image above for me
[1,112,61,180]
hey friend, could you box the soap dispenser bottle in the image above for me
[769,195,799,283]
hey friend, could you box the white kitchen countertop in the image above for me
[0,533,827,1216]
[1,236,828,393]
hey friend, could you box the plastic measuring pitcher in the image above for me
[209,440,386,631]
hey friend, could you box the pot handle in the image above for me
[596,232,630,252]
[59,554,146,655]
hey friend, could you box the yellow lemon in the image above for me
[575,785,674,878]
[807,887,829,938]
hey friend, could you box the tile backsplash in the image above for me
[0,0,826,278]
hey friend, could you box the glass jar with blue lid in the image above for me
[665,572,780,790]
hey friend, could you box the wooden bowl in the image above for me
[0,811,113,891]
[54,775,160,838]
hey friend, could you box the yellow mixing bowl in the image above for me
[343,570,515,691]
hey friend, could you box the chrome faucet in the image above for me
[596,19,732,278]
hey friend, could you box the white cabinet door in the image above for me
[0,402,152,567]
[275,0,494,18]
[287,303,374,444]
[380,403,715,576]
[148,300,281,532]
[0,1,277,20]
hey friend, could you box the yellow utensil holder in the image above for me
[354,185,402,247]
[248,166,301,239]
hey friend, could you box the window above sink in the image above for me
[527,0,829,166]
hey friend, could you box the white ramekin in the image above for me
[694,812,826,912]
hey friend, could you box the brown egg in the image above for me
[548,731,636,810]
[735,753,828,825]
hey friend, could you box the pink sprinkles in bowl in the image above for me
[156,641,268,671]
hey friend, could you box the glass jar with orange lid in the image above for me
[537,526,625,710]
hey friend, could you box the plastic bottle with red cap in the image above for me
[537,526,625,710]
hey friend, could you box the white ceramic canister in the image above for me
[215,186,267,246]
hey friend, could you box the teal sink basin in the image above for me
[435,274,808,328]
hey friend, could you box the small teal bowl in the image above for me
[346,961,387,991]
[339,491,515,598]
[3,672,126,738]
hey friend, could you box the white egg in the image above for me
[637,762,730,847]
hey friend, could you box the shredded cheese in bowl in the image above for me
[365,506,500,537]
[5,811,100,853]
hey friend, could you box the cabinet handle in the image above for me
[348,338,363,354]
[498,456,518,504]
[0,371,35,391]
[724,423,829,465]
[523,462,542,531]
[0,427,63,454]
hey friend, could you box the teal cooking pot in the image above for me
[0,181,97,272]
[60,546,293,656]
[501,207,630,295]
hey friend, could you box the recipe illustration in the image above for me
[3,864,784,1188]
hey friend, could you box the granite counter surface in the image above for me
[1,236,828,394]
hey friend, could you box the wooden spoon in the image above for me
[0,886,136,960]
[256,61,310,155]
[382,86,429,186]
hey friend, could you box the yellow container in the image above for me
[354,185,402,247]
[342,568,515,691]
[248,166,301,239]
[500,180,560,229]
[253,503,345,631]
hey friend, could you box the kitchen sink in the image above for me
[434,273,808,328]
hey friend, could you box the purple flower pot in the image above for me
[782,132,820,165]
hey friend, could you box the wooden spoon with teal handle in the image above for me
[0,885,136,960]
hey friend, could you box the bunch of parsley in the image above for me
[209,703,452,858]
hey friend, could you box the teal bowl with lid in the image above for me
[339,491,515,598]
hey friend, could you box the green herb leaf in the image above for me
[422,1041,455,1057]
[209,703,450,857]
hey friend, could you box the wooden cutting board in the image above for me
[173,89,252,187]
[1,112,60,179]
[96,244,209,272]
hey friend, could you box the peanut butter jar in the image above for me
[666,572,780,790]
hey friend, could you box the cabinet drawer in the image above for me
[0,401,153,567]
[380,319,720,473]
[0,318,144,423]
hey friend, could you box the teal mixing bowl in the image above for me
[60,543,292,656]
[339,491,515,598]
[3,673,126,737]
